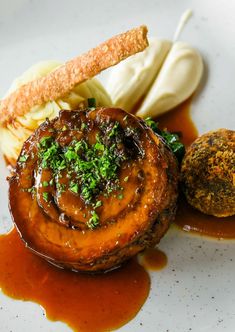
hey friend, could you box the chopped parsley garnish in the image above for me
[42,181,49,187]
[145,117,185,162]
[81,122,87,130]
[87,98,96,108]
[19,154,28,163]
[42,192,49,202]
[94,200,102,209]
[108,122,120,138]
[118,193,124,200]
[87,211,99,229]
[49,179,54,186]
[70,183,79,194]
[22,187,35,194]
[37,129,127,229]
[56,182,66,194]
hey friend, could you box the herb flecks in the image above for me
[19,154,28,163]
[108,122,120,138]
[87,98,96,109]
[145,117,185,162]
[37,129,127,229]
[87,211,99,229]
[70,183,79,194]
[42,192,49,202]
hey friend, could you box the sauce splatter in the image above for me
[140,248,168,271]
[0,229,150,332]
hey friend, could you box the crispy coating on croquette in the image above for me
[181,129,235,217]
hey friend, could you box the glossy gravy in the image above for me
[175,197,235,239]
[0,98,234,332]
[0,229,150,332]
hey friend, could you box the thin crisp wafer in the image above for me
[0,25,148,124]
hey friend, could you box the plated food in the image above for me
[107,38,203,117]
[0,18,234,332]
[181,128,235,217]
[9,107,178,272]
[0,25,147,165]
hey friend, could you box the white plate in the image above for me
[0,1,235,331]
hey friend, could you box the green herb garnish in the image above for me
[37,128,127,229]
[70,183,79,194]
[81,122,87,130]
[42,192,49,202]
[145,117,185,162]
[108,122,120,138]
[87,211,99,229]
[94,200,102,209]
[87,98,96,108]
[42,181,49,187]
[19,154,28,163]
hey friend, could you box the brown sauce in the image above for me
[0,97,234,331]
[0,228,150,332]
[175,197,235,239]
[140,248,168,271]
[157,97,198,146]
[158,98,235,239]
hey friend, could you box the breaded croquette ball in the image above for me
[181,129,235,217]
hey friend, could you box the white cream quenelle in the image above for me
[107,38,172,112]
[137,41,203,118]
[107,38,203,118]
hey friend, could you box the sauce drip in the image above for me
[0,229,150,332]
[140,248,168,271]
[175,198,235,239]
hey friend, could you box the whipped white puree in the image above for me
[107,38,172,112]
[0,61,112,163]
[136,41,203,118]
[107,9,203,118]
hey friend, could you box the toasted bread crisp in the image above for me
[0,25,148,125]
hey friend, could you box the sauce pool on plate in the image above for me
[175,197,235,239]
[0,97,234,332]
[0,228,150,332]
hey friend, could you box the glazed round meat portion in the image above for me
[181,129,235,217]
[9,108,178,272]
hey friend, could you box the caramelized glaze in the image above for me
[0,229,150,332]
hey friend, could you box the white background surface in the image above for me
[0,0,235,331]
